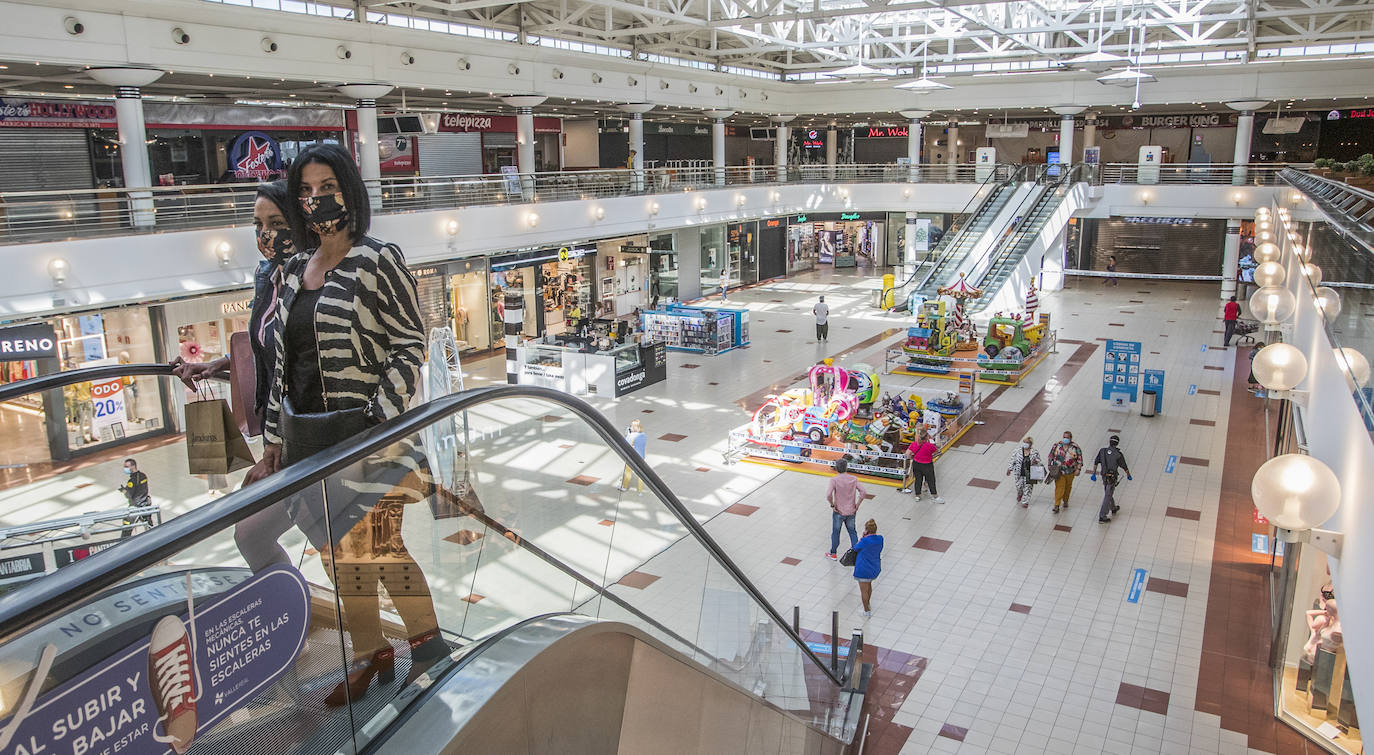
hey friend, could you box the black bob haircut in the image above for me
[254,179,291,218]
[285,143,371,246]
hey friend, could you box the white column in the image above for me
[620,103,654,192]
[338,84,394,210]
[87,67,164,228]
[1222,219,1241,300]
[502,95,547,201]
[772,115,795,182]
[1051,106,1086,171]
[1083,111,1098,151]
[826,123,838,180]
[1227,100,1268,185]
[705,109,733,186]
[900,110,929,183]
[946,122,959,180]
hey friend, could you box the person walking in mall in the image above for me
[1105,255,1119,287]
[119,459,155,537]
[852,519,883,618]
[242,144,447,706]
[813,295,830,341]
[1090,434,1133,523]
[826,458,867,561]
[719,265,730,301]
[618,419,648,493]
[902,427,943,503]
[1222,295,1242,347]
[1005,436,1043,508]
[1048,430,1084,513]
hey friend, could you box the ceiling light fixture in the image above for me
[893,46,951,91]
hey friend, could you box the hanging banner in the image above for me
[0,565,311,755]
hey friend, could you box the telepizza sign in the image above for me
[229,131,282,180]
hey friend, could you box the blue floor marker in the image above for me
[1188,384,1197,395]
[1201,344,1208,352]
[1128,569,1148,603]
[1165,455,1178,473]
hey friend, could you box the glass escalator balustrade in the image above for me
[0,379,853,755]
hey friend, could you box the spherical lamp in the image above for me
[1248,285,1296,326]
[1253,260,1286,287]
[1254,242,1281,263]
[1250,454,1341,531]
[1335,347,1371,388]
[1293,244,1311,262]
[1252,343,1308,391]
[1257,220,1272,232]
[1314,286,1342,319]
[1301,263,1322,286]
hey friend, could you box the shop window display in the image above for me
[1279,547,1361,752]
[55,309,165,456]
[650,234,678,306]
[701,225,727,295]
[448,266,492,352]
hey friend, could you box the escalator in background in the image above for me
[0,369,866,755]
[883,165,1018,311]
[966,167,1080,312]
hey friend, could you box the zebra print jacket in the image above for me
[262,236,425,447]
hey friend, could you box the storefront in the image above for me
[421,113,562,175]
[515,338,667,397]
[1069,217,1227,277]
[0,310,169,465]
[439,258,495,354]
[491,244,598,341]
[648,233,677,307]
[729,222,760,286]
[592,236,651,320]
[787,212,888,268]
[158,292,258,430]
[0,98,347,190]
[758,218,787,280]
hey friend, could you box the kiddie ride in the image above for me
[886,282,1056,386]
[727,361,979,483]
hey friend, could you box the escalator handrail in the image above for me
[906,166,1018,292]
[0,363,178,403]
[0,372,846,687]
[971,164,1077,289]
[913,164,1038,292]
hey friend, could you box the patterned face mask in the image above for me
[256,227,296,262]
[299,192,350,236]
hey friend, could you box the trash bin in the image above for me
[1140,389,1158,417]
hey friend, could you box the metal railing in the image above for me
[1281,167,1374,254]
[1096,162,1293,186]
[0,161,1307,245]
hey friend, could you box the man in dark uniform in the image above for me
[1090,435,1132,523]
[121,458,155,537]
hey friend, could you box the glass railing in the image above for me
[0,375,853,754]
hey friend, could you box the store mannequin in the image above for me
[1303,599,1342,664]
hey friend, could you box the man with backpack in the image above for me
[1090,435,1132,523]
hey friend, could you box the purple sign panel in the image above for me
[0,565,311,755]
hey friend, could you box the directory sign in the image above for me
[1102,339,1142,402]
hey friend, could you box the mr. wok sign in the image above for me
[229,131,282,180]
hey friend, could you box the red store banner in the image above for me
[437,113,562,133]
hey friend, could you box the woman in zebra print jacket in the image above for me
[247,144,447,707]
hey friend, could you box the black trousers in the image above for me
[817,322,829,340]
[911,461,937,495]
[1223,319,1236,346]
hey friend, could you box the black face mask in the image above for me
[300,192,350,236]
[257,227,296,263]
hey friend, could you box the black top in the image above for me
[122,471,149,504]
[248,260,283,428]
[284,286,326,414]
[1094,446,1130,475]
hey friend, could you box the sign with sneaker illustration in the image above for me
[0,564,310,755]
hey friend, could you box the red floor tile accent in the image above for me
[781,557,802,565]
[1166,506,1203,521]
[1204,365,1225,371]
[1159,334,1170,338]
[1108,322,1126,326]
[1179,456,1210,466]
[641,409,654,413]
[461,593,485,604]
[1210,345,1230,351]
[1146,577,1190,598]
[954,340,1101,449]
[1009,603,1032,614]
[1195,349,1311,753]
[443,530,484,545]
[1198,388,1222,395]
[658,432,687,442]
[913,536,953,553]
[566,475,599,486]
[967,477,1001,490]
[1108,428,1122,433]
[1116,682,1170,716]
[695,466,710,472]
[708,381,719,386]
[723,503,759,516]
[1053,524,1073,532]
[540,415,562,422]
[1120,310,1135,314]
[1190,418,1217,426]
[1129,300,1146,303]
[681,363,700,369]
[597,519,614,526]
[775,329,792,333]
[938,723,968,742]
[559,443,574,449]
[616,571,660,589]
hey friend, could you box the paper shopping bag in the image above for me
[227,331,261,437]
[186,398,255,475]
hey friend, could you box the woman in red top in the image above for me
[903,427,943,503]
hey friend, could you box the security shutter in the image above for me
[482,132,517,148]
[416,133,482,177]
[1075,217,1226,276]
[0,129,95,191]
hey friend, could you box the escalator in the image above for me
[967,166,1080,312]
[0,368,866,755]
[882,165,1019,311]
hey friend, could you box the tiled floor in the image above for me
[0,267,1297,754]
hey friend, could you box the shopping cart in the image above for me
[1234,318,1260,345]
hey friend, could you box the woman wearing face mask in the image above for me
[260,143,445,708]
[172,180,295,452]
[1047,431,1083,513]
[1005,435,1042,508]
